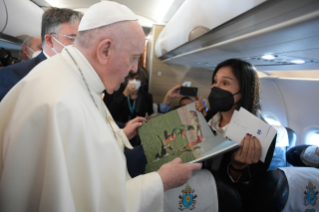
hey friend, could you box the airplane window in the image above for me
[263,115,281,126]
[308,131,319,145]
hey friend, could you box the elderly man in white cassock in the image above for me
[0,1,202,212]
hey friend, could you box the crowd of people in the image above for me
[0,1,318,212]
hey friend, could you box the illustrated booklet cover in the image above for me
[138,102,239,173]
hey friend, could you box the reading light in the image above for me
[291,60,305,64]
[261,55,276,60]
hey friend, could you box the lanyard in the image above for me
[127,94,138,121]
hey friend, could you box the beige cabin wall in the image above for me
[146,25,213,109]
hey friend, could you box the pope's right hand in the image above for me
[157,158,202,191]
[123,83,136,96]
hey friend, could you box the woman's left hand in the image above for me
[231,134,261,170]
[123,117,147,140]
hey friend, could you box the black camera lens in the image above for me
[0,48,21,67]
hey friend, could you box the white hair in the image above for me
[75,21,136,51]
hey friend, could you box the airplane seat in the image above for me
[254,169,289,212]
[286,144,319,168]
[268,127,297,170]
[256,167,319,212]
[164,170,242,212]
[285,127,297,166]
[286,127,297,151]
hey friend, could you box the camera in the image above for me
[0,48,20,67]
[179,86,198,97]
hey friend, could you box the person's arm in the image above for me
[219,133,277,184]
[163,85,182,105]
[0,68,20,102]
[228,134,261,181]
[159,102,171,113]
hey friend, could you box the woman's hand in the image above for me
[123,83,136,97]
[228,134,261,181]
[163,84,183,106]
[231,134,261,169]
[123,117,147,140]
[195,97,207,117]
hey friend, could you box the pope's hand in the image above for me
[123,83,136,97]
[123,117,146,140]
[157,158,202,191]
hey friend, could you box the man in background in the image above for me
[0,8,82,102]
[16,35,42,61]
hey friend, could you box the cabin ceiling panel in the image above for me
[31,0,185,23]
[281,49,319,61]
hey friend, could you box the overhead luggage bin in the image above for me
[155,0,266,58]
[1,0,43,38]
[155,0,319,69]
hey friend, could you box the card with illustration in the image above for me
[138,102,239,173]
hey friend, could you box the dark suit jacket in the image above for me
[0,52,46,102]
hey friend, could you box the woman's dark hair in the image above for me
[211,59,261,115]
[179,96,193,106]
[126,65,148,86]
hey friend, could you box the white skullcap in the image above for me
[78,1,137,32]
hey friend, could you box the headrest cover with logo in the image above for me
[78,1,137,32]
[301,145,319,167]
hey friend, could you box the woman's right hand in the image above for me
[163,84,183,106]
[123,83,136,97]
[195,97,207,117]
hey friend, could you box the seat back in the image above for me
[285,127,297,151]
[268,127,297,170]
[254,169,289,212]
[285,127,297,166]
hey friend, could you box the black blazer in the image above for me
[205,110,276,211]
[107,89,154,123]
[0,52,46,102]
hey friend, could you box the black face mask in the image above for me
[208,87,240,112]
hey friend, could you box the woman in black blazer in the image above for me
[107,65,153,124]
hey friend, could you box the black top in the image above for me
[106,88,154,123]
[0,52,46,102]
[205,109,276,211]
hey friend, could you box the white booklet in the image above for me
[225,107,277,162]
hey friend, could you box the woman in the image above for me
[196,59,276,211]
[108,65,153,124]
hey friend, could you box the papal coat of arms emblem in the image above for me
[304,180,319,206]
[178,184,197,211]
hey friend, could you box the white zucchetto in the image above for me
[78,1,137,32]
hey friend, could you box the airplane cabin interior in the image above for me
[0,0,319,211]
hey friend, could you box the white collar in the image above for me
[208,112,228,137]
[43,50,50,59]
[61,46,105,95]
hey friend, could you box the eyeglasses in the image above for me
[50,33,76,41]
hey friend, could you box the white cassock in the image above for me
[0,46,163,212]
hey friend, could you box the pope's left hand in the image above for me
[123,117,147,140]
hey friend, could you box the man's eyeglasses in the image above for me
[50,33,76,41]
